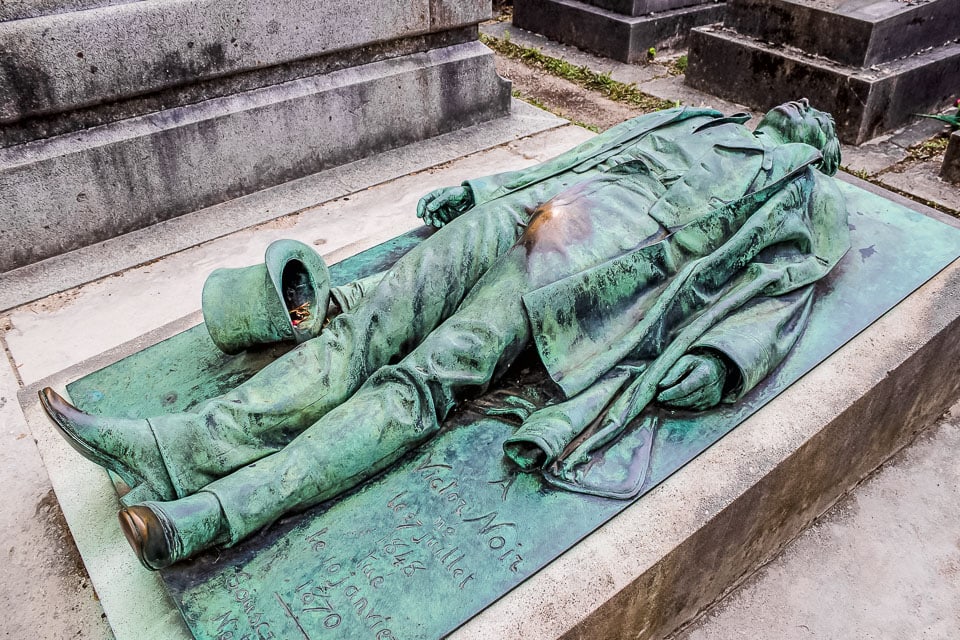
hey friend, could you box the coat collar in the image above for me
[648,126,765,229]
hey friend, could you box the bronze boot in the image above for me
[119,493,226,570]
[39,388,176,501]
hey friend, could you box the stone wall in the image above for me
[685,0,960,144]
[513,0,724,64]
[0,0,511,272]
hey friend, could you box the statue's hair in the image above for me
[812,111,841,176]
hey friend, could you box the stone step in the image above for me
[1,28,481,149]
[513,0,725,63]
[0,0,489,125]
[582,0,715,18]
[0,98,564,312]
[675,401,960,639]
[0,0,136,22]
[0,41,511,273]
[685,25,960,144]
[721,0,960,68]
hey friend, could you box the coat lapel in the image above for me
[647,126,764,229]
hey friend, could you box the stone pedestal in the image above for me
[17,175,960,640]
[685,0,960,144]
[513,0,724,64]
[941,131,960,185]
[0,0,511,273]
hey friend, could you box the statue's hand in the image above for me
[416,186,475,228]
[656,352,728,411]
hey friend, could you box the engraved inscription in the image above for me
[212,571,275,640]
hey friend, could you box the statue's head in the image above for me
[756,99,841,176]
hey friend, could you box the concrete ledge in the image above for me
[0,0,133,22]
[582,0,713,17]
[686,26,960,144]
[0,99,564,311]
[0,41,511,273]
[0,0,490,122]
[2,28,479,148]
[513,0,724,63]
[722,0,960,67]
[452,211,960,638]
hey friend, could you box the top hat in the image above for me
[201,239,330,354]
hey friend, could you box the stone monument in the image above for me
[941,131,960,185]
[512,0,724,63]
[29,98,960,639]
[19,96,960,640]
[0,0,510,273]
[685,0,960,144]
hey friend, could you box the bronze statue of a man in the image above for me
[40,100,849,569]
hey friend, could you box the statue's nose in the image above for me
[799,97,810,109]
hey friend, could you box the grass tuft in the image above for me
[482,33,674,113]
[669,54,688,76]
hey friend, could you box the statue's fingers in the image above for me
[416,194,434,218]
[688,375,725,409]
[659,356,696,389]
[658,387,696,407]
[427,197,451,216]
[659,384,714,409]
[418,188,448,217]
[693,383,723,410]
[657,379,696,404]
[660,362,714,401]
[703,364,724,388]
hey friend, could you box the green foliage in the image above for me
[481,34,674,113]
[672,55,688,75]
[647,47,657,60]
[907,135,950,162]
[841,166,871,181]
[915,112,960,130]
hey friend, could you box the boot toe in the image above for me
[39,387,177,502]
[119,505,178,570]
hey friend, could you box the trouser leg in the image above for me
[197,247,536,543]
[149,201,530,497]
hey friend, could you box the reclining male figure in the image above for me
[41,99,848,569]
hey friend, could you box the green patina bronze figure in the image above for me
[40,100,849,570]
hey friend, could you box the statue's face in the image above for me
[758,99,836,150]
[757,98,841,175]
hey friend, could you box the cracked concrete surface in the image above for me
[0,342,113,639]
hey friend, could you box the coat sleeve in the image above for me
[690,284,815,402]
